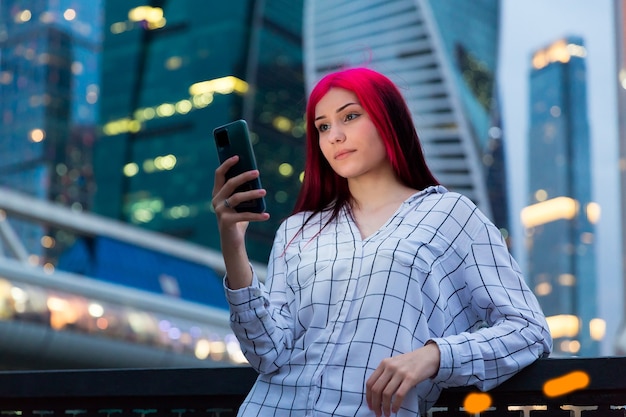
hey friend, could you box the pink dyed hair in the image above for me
[292,67,438,220]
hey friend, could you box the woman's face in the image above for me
[314,88,391,181]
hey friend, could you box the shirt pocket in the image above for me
[376,226,452,274]
[284,241,334,289]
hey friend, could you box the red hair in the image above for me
[292,67,439,221]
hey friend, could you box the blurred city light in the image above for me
[532,39,587,70]
[102,76,249,137]
[546,314,580,339]
[521,197,579,228]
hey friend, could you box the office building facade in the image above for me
[95,1,305,263]
[523,36,598,356]
[304,0,508,233]
[0,0,102,261]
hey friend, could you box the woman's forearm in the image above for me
[222,240,254,289]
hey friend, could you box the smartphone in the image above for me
[213,119,266,213]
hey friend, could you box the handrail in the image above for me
[0,189,259,369]
[0,257,230,327]
[0,358,623,413]
[0,256,247,369]
[0,186,267,280]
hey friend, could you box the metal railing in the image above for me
[0,357,623,416]
[0,187,258,369]
[0,255,243,370]
[0,185,266,280]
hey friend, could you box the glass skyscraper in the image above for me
[304,0,508,235]
[523,36,598,357]
[0,0,102,262]
[95,1,305,263]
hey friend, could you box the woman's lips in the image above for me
[334,149,355,160]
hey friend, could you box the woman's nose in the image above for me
[329,126,346,143]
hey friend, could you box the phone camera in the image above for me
[215,129,230,148]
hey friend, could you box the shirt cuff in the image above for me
[223,270,267,315]
[427,337,454,384]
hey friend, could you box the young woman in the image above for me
[212,67,552,417]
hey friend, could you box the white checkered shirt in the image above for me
[225,186,552,417]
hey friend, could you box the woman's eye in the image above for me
[317,123,329,132]
[345,113,359,121]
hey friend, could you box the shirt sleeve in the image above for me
[224,223,295,374]
[429,206,553,391]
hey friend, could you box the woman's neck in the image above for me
[348,179,417,239]
[348,175,416,213]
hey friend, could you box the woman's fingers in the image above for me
[212,158,263,213]
[212,155,239,196]
[367,359,405,417]
[220,188,267,212]
[366,367,386,416]
[366,345,440,416]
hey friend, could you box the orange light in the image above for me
[463,392,492,414]
[543,371,590,397]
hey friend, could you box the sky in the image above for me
[498,0,621,355]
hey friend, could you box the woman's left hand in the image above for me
[366,342,440,417]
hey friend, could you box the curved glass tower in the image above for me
[304,0,506,229]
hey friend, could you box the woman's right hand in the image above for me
[212,155,269,288]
